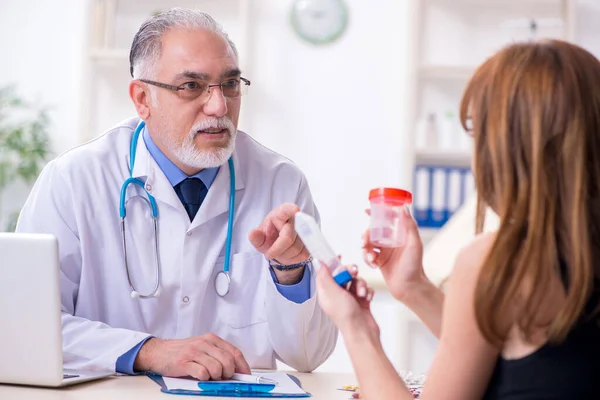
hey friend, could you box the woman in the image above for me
[317,39,600,399]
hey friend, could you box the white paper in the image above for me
[162,372,307,395]
[163,376,205,391]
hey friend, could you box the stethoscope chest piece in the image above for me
[215,271,231,297]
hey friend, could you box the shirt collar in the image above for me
[142,126,220,188]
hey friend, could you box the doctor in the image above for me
[16,8,337,379]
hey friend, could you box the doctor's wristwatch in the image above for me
[269,256,313,271]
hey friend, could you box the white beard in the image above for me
[172,117,237,169]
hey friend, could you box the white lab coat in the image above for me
[16,117,337,373]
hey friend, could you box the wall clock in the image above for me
[290,0,349,45]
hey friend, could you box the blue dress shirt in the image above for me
[115,127,311,374]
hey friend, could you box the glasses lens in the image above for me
[178,82,207,100]
[175,79,250,101]
[221,80,241,98]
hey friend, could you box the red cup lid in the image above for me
[369,187,413,203]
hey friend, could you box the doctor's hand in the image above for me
[249,203,310,284]
[134,334,251,380]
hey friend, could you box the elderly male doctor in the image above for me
[16,8,337,379]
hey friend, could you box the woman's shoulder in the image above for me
[438,232,498,293]
[455,231,497,270]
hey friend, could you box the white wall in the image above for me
[244,0,411,273]
[241,0,413,373]
[0,0,89,225]
[577,0,600,56]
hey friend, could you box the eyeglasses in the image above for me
[139,77,251,101]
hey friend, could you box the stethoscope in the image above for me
[119,121,236,299]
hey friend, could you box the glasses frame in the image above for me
[139,77,251,100]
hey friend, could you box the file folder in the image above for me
[413,165,474,228]
[148,372,311,397]
[431,167,446,227]
[413,166,430,225]
[447,169,463,217]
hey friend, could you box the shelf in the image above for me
[414,148,472,167]
[419,65,475,81]
[89,48,129,62]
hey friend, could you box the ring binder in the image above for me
[413,164,474,229]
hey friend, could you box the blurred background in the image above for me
[2,0,600,375]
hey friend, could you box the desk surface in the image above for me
[0,372,358,400]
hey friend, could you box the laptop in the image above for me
[0,232,113,387]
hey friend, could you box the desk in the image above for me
[0,372,357,399]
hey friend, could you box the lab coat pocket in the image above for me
[214,252,268,329]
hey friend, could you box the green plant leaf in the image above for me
[0,85,51,192]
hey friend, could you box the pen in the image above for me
[231,373,278,385]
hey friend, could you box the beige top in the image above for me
[0,372,357,400]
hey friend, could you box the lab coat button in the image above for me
[187,232,192,236]
[145,184,152,192]
[182,296,190,304]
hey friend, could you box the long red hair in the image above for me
[460,40,600,344]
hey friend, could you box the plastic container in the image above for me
[294,212,353,287]
[368,188,413,248]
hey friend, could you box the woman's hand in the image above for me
[363,207,445,338]
[317,263,414,400]
[316,264,379,337]
[363,207,426,302]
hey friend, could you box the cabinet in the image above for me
[405,0,576,247]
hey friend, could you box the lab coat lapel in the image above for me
[130,132,187,215]
[191,150,245,230]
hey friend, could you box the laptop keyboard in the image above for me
[63,374,80,379]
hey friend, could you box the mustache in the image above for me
[190,118,236,136]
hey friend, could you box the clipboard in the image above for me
[148,373,312,398]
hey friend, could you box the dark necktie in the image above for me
[175,178,207,221]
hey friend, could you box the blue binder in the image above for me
[413,164,474,229]
[148,373,311,398]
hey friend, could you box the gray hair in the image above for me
[129,8,238,79]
